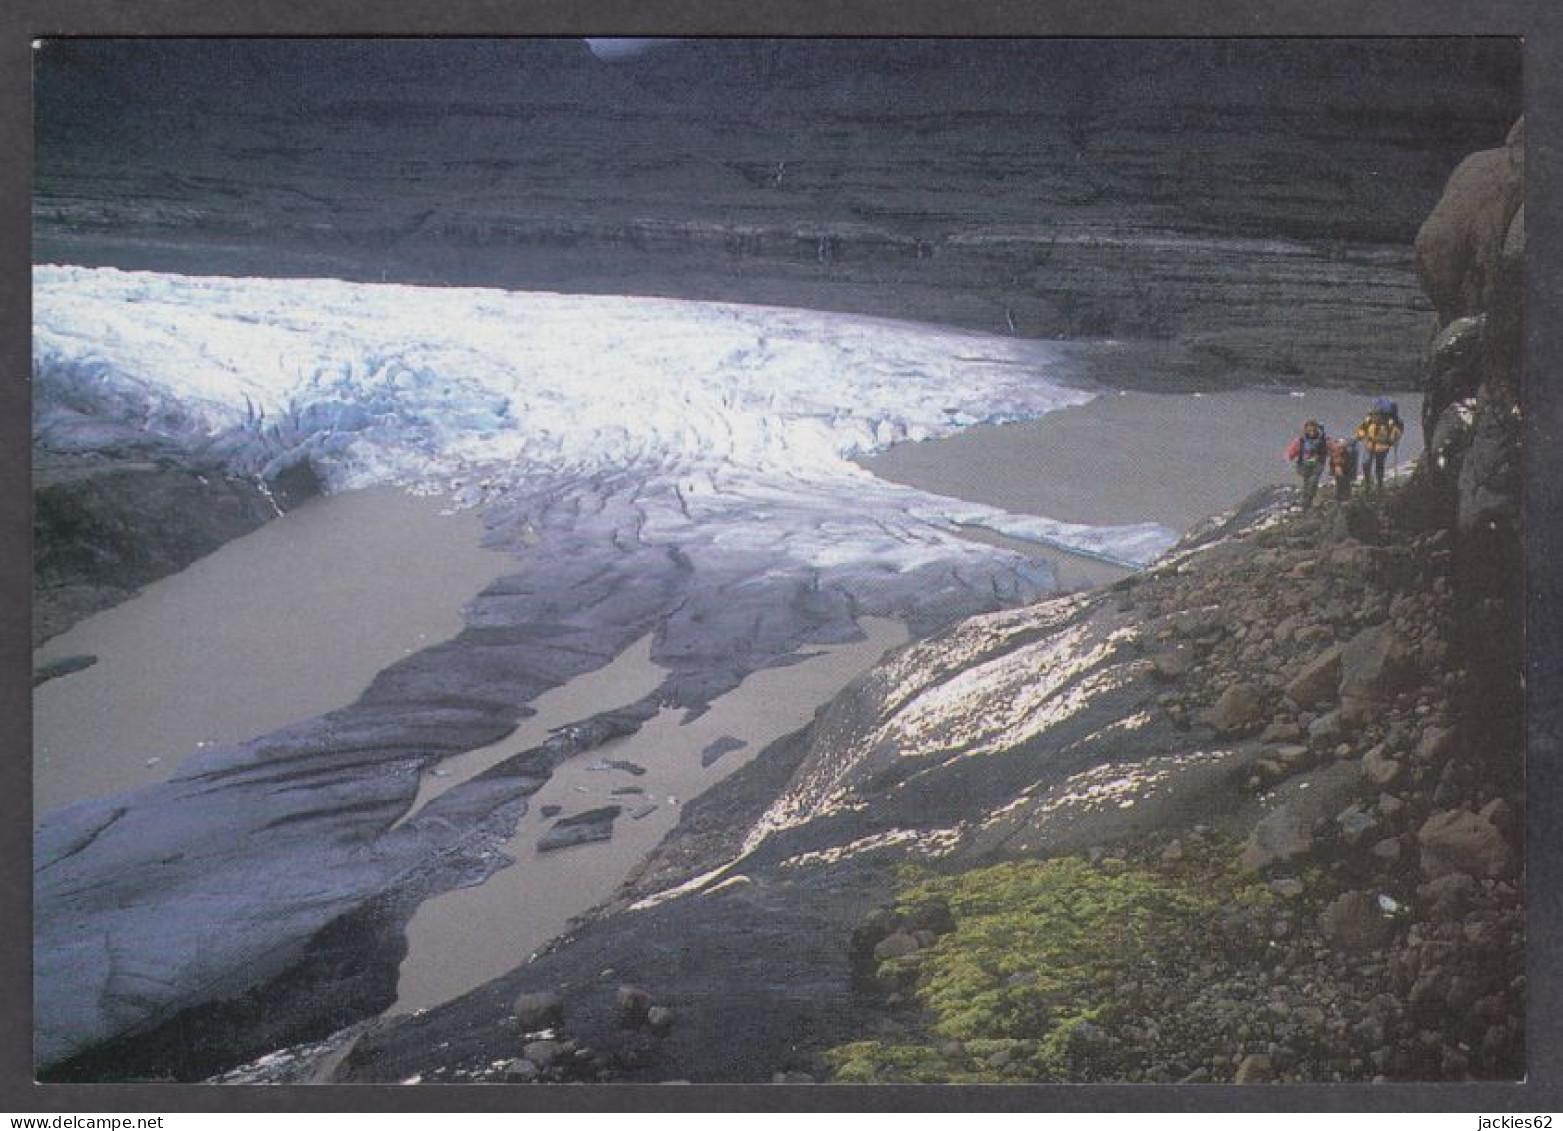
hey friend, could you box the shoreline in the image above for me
[861,387,1423,538]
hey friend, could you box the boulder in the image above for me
[1203,681,1268,734]
[1417,872,1480,920]
[1286,645,1343,709]
[1307,709,1345,747]
[1336,804,1379,846]
[1152,648,1196,681]
[1415,725,1457,764]
[1417,809,1511,879]
[1241,805,1315,871]
[1361,744,1403,787]
[502,1058,541,1083]
[616,984,654,1027]
[1239,761,1361,871]
[1318,890,1394,953]
[512,990,564,1031]
[522,1039,564,1069]
[1234,1053,1273,1084]
[873,931,922,962]
[1339,624,1420,707]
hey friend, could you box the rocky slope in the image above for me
[323,476,1520,1085]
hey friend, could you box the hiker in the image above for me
[1354,396,1404,492]
[1328,436,1359,501]
[1286,419,1330,510]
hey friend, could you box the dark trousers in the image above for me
[1299,463,1323,509]
[1364,449,1389,488]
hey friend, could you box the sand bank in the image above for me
[32,488,512,820]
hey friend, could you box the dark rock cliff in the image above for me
[1414,116,1525,755]
[35,39,1519,390]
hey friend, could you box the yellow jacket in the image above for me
[1356,413,1403,454]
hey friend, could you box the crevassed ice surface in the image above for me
[32,265,1176,571]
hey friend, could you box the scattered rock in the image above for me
[1286,645,1343,709]
[522,1039,563,1069]
[1234,1052,1273,1083]
[1319,890,1394,953]
[1415,725,1457,764]
[1362,744,1403,786]
[1417,809,1511,879]
[1339,624,1420,709]
[537,806,622,852]
[1336,804,1380,846]
[1307,709,1346,746]
[647,1006,674,1032]
[1204,681,1269,734]
[501,1058,540,1083]
[1152,648,1196,681]
[617,984,654,1027]
[512,991,563,1031]
[873,931,922,962]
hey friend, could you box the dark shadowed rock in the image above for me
[1319,890,1394,953]
[1362,744,1403,786]
[1339,624,1420,707]
[512,991,564,1031]
[1417,872,1480,922]
[873,932,922,962]
[616,985,654,1027]
[1417,809,1511,879]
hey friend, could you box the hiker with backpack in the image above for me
[1328,435,1360,502]
[1286,418,1330,510]
[1354,396,1404,492]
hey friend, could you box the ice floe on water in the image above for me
[33,265,1177,571]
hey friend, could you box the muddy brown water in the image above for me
[32,487,512,822]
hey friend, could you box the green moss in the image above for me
[824,845,1271,1083]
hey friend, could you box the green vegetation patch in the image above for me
[826,846,1270,1083]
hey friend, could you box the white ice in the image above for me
[32,265,1178,569]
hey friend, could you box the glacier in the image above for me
[32,265,1183,1076]
[32,265,1175,572]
